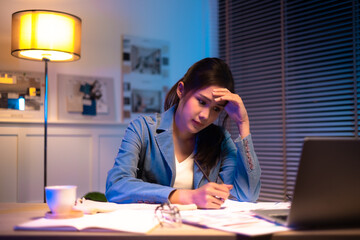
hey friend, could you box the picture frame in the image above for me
[57,74,116,123]
[0,70,44,122]
[122,35,170,122]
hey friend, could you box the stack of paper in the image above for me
[180,200,290,236]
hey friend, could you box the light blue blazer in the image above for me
[106,106,261,204]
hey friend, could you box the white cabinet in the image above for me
[0,122,126,202]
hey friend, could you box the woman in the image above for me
[106,58,261,209]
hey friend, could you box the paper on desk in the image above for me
[222,199,290,211]
[73,199,197,213]
[14,201,197,233]
[73,199,120,214]
[180,200,290,236]
[15,208,159,234]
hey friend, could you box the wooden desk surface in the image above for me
[0,203,256,240]
[1,203,359,240]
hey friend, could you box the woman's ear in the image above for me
[176,81,185,99]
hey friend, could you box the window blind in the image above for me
[219,0,359,201]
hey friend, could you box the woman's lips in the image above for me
[192,119,203,129]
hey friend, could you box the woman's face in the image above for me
[175,84,227,135]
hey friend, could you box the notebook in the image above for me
[252,137,360,229]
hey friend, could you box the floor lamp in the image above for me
[11,10,82,202]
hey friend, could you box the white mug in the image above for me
[45,185,77,214]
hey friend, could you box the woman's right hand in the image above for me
[169,182,233,209]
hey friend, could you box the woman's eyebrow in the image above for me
[199,94,226,107]
[199,94,211,102]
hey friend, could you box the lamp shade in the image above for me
[11,10,81,62]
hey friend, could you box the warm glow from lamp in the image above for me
[11,10,81,62]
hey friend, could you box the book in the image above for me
[15,208,159,234]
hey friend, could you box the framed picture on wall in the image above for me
[0,71,44,122]
[122,35,170,122]
[57,74,116,123]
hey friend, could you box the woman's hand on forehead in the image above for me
[212,88,250,137]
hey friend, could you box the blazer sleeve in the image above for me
[219,133,261,202]
[105,118,175,204]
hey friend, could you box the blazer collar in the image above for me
[157,105,176,132]
[155,106,177,186]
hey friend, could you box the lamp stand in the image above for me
[43,58,49,203]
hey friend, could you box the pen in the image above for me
[194,159,224,184]
[194,159,230,201]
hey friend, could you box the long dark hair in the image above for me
[164,58,235,174]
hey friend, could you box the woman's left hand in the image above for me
[213,88,250,138]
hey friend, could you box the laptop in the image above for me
[252,137,360,229]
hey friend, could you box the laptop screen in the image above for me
[287,137,360,229]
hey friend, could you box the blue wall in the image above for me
[0,0,218,122]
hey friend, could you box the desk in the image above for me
[0,203,359,240]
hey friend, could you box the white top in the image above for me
[173,152,194,189]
